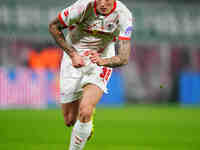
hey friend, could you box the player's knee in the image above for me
[79,105,93,122]
[63,113,76,127]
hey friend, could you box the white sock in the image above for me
[69,120,92,150]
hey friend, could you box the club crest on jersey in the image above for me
[107,23,115,30]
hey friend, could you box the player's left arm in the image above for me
[90,10,135,68]
[90,39,131,68]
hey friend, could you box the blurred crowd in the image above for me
[0,38,200,105]
[0,38,62,71]
[1,0,200,106]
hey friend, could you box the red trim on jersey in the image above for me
[58,13,67,27]
[118,36,131,40]
[94,0,97,16]
[94,0,117,17]
[105,1,117,17]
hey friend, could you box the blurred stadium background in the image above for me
[0,0,200,150]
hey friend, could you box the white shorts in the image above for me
[60,53,112,104]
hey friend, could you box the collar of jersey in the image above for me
[94,0,117,17]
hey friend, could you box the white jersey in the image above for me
[58,0,135,58]
[58,0,135,103]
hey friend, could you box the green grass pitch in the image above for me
[0,106,200,150]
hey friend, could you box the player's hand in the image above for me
[70,52,85,68]
[88,51,104,66]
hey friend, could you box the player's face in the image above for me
[96,0,115,15]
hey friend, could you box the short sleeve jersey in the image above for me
[58,0,135,58]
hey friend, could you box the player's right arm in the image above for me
[48,0,89,67]
[49,18,84,68]
[48,18,77,58]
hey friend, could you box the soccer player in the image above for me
[49,0,135,149]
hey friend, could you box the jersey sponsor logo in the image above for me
[92,30,98,35]
[83,28,113,37]
[125,26,133,36]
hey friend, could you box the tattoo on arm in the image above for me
[48,18,77,57]
[103,40,131,68]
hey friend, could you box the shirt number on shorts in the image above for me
[100,67,112,81]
